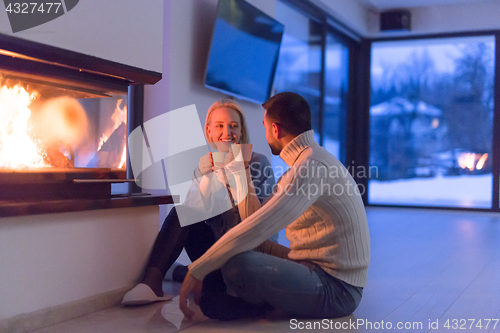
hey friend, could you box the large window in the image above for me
[272,1,321,176]
[323,32,349,162]
[271,3,500,211]
[273,0,351,173]
[273,1,322,143]
[369,36,495,208]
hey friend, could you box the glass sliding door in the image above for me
[274,1,322,142]
[272,1,323,175]
[274,1,352,167]
[369,36,495,208]
[323,32,349,163]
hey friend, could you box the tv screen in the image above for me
[204,0,284,104]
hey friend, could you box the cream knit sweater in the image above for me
[189,130,370,287]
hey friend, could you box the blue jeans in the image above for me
[220,241,363,319]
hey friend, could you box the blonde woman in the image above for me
[122,99,275,305]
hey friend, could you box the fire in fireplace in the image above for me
[0,33,161,202]
[0,81,127,170]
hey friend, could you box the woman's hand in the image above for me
[224,149,250,172]
[223,149,235,166]
[216,169,228,186]
[224,150,247,175]
[179,271,203,320]
[199,152,213,176]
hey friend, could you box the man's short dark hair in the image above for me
[262,92,312,136]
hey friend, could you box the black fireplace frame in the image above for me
[0,33,161,87]
[0,33,161,204]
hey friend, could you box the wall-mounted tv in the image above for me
[204,0,284,104]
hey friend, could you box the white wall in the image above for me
[0,0,163,72]
[365,2,500,37]
[166,0,274,161]
[313,0,371,36]
[408,2,500,36]
[0,207,159,321]
[142,0,279,264]
[312,0,500,38]
[144,0,276,195]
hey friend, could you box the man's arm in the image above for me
[227,154,276,221]
[188,159,325,281]
[228,167,261,221]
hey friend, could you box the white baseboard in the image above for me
[0,285,134,333]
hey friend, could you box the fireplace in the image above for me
[0,33,164,207]
[0,27,180,332]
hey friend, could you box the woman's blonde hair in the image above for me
[204,98,250,149]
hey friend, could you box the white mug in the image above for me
[212,152,225,170]
[231,144,253,162]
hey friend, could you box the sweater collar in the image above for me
[279,130,317,166]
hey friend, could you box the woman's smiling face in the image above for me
[207,107,242,152]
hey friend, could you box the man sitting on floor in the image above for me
[179,92,370,320]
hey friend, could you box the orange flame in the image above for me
[476,153,488,170]
[0,84,49,168]
[111,99,127,128]
[97,134,108,151]
[458,152,488,171]
[118,146,126,169]
[98,99,127,152]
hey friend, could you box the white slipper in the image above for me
[122,283,172,306]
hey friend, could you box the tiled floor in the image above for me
[33,207,500,332]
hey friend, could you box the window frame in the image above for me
[364,30,500,212]
[280,0,361,166]
[281,1,500,212]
